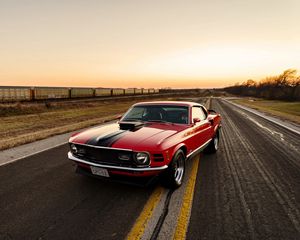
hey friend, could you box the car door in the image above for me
[189,106,212,151]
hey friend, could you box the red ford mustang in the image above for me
[68,101,221,188]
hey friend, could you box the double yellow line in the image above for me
[126,158,200,240]
[126,186,164,240]
[173,159,199,239]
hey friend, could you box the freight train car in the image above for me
[0,86,161,102]
[95,88,112,97]
[142,89,149,94]
[124,88,135,95]
[112,88,125,96]
[148,88,155,94]
[70,88,94,98]
[34,87,69,100]
[134,88,142,95]
[0,86,31,102]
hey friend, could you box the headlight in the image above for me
[134,152,150,165]
[70,144,77,153]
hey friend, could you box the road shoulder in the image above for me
[224,98,300,135]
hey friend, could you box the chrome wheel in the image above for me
[204,129,220,154]
[161,149,186,189]
[174,155,185,185]
[214,136,219,150]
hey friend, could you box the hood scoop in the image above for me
[119,121,144,131]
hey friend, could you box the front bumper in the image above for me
[75,166,160,187]
[68,151,168,172]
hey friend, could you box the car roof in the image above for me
[133,101,202,107]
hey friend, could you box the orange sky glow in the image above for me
[0,0,299,88]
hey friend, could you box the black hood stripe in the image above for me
[86,130,128,147]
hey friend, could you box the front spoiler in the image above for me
[68,151,168,172]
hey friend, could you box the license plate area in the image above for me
[90,166,110,177]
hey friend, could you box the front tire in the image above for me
[161,149,186,189]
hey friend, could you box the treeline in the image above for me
[224,69,300,101]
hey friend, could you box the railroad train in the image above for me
[0,87,159,102]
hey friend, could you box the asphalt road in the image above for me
[0,98,299,240]
[0,144,154,240]
[187,99,300,240]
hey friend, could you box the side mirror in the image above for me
[207,116,214,125]
[193,117,201,124]
[208,109,217,114]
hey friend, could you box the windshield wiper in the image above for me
[147,120,171,124]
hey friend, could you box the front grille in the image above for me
[153,154,164,162]
[71,144,134,167]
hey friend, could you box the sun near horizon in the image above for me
[0,0,299,88]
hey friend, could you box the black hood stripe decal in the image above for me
[86,130,128,147]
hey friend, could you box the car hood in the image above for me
[70,122,187,150]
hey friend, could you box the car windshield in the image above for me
[122,105,189,124]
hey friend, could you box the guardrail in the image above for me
[0,86,160,102]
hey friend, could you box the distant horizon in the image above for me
[1,1,299,88]
[0,67,296,89]
[0,84,224,90]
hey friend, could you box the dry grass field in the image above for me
[233,98,300,124]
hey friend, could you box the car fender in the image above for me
[169,143,187,162]
[208,114,221,134]
[214,123,221,133]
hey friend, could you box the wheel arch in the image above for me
[214,124,221,136]
[170,143,187,160]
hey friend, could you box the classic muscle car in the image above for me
[68,101,221,188]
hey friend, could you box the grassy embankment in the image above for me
[0,100,130,150]
[0,94,205,150]
[233,98,300,124]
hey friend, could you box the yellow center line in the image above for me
[126,186,164,240]
[173,157,200,240]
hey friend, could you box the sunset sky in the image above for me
[0,0,299,88]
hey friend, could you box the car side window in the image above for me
[192,106,206,122]
[200,106,208,119]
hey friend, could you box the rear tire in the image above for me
[161,149,186,189]
[204,129,220,154]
